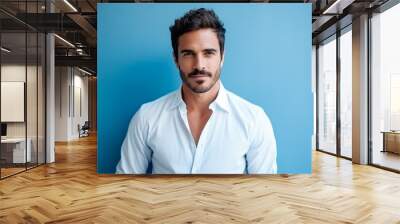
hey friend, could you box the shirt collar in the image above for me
[169,82,230,113]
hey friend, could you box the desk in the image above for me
[381,131,400,154]
[1,138,32,163]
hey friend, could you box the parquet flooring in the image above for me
[1,167,26,178]
[1,134,400,223]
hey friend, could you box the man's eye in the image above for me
[182,52,193,57]
[204,51,215,56]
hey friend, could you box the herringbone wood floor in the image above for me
[1,134,400,224]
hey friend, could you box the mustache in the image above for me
[188,69,212,77]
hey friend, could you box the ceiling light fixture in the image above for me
[54,34,75,48]
[322,0,354,15]
[78,67,93,76]
[63,0,78,12]
[323,0,342,14]
[1,47,11,53]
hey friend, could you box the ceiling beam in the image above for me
[55,55,96,71]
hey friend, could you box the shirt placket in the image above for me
[190,114,213,174]
[191,104,216,174]
[178,104,197,172]
[178,103,215,174]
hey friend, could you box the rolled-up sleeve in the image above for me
[246,107,277,174]
[116,107,152,174]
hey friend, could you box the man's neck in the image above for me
[182,81,220,112]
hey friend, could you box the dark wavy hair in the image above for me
[169,8,226,60]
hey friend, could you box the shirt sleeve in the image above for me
[115,107,152,174]
[246,107,277,174]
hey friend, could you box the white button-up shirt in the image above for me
[116,83,277,174]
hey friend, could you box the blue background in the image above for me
[98,3,312,174]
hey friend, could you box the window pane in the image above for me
[371,3,400,171]
[340,29,352,158]
[318,36,337,154]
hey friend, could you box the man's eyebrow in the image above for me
[180,49,195,54]
[203,48,217,53]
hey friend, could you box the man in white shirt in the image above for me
[116,8,277,174]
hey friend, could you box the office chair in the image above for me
[78,121,90,138]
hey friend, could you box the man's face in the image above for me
[175,28,224,94]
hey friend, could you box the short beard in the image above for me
[179,67,221,94]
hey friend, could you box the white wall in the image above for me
[1,65,26,132]
[55,67,89,141]
[71,72,89,139]
[55,66,70,141]
[1,64,40,137]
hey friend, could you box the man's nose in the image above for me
[194,55,206,71]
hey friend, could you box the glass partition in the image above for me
[0,1,46,179]
[1,30,28,178]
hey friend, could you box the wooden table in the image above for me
[0,138,32,164]
[381,131,400,154]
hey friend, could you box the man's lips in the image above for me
[189,75,209,78]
